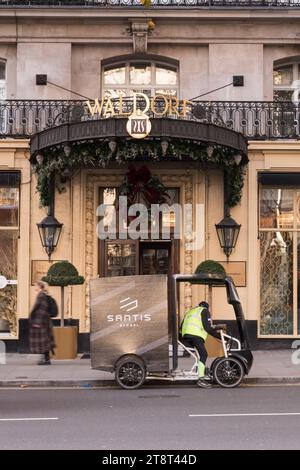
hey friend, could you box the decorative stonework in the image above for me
[130,20,149,54]
[84,171,195,330]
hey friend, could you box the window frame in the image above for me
[273,62,300,101]
[102,59,179,98]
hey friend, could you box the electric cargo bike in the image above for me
[90,273,253,389]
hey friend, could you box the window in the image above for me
[103,66,126,87]
[0,60,6,100]
[106,242,137,277]
[102,60,178,98]
[0,172,20,337]
[259,177,300,336]
[129,64,151,86]
[0,187,19,226]
[273,61,300,101]
[272,60,300,136]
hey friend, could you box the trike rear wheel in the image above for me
[212,357,244,388]
[115,355,146,390]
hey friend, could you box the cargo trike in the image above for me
[90,273,253,389]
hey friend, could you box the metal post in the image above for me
[208,285,213,308]
[61,285,65,327]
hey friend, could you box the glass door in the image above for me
[140,242,171,276]
[105,241,138,277]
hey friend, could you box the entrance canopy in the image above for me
[29,102,248,208]
[30,116,247,158]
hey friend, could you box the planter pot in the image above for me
[0,319,10,332]
[53,326,78,360]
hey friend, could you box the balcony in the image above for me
[0,0,300,8]
[0,99,299,140]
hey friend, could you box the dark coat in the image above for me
[29,292,56,354]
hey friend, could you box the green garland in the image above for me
[33,139,248,208]
[225,163,246,208]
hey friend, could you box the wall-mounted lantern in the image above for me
[215,166,241,260]
[37,214,63,261]
[37,174,63,260]
[215,215,241,261]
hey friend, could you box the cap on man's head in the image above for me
[199,301,209,309]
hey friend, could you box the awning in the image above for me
[258,172,300,186]
[30,117,248,160]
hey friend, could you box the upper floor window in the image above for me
[103,60,178,98]
[273,61,300,101]
[0,60,6,100]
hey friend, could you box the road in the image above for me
[0,385,300,450]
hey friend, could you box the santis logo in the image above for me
[120,297,138,312]
[107,314,152,323]
[106,297,152,327]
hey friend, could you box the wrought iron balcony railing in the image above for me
[1,0,300,8]
[0,99,299,140]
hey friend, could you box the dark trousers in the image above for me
[182,335,207,364]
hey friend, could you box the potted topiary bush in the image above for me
[43,261,85,359]
[193,260,226,306]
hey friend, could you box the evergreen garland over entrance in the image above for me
[33,138,247,208]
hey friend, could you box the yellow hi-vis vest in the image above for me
[181,306,208,341]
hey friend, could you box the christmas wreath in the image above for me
[117,165,169,206]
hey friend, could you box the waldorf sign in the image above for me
[86,92,193,139]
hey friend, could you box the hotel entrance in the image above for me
[98,184,179,279]
[101,240,176,277]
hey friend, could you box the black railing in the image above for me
[1,0,300,8]
[0,99,300,139]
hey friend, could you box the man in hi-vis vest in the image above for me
[181,301,223,388]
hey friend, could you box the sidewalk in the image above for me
[0,350,299,387]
